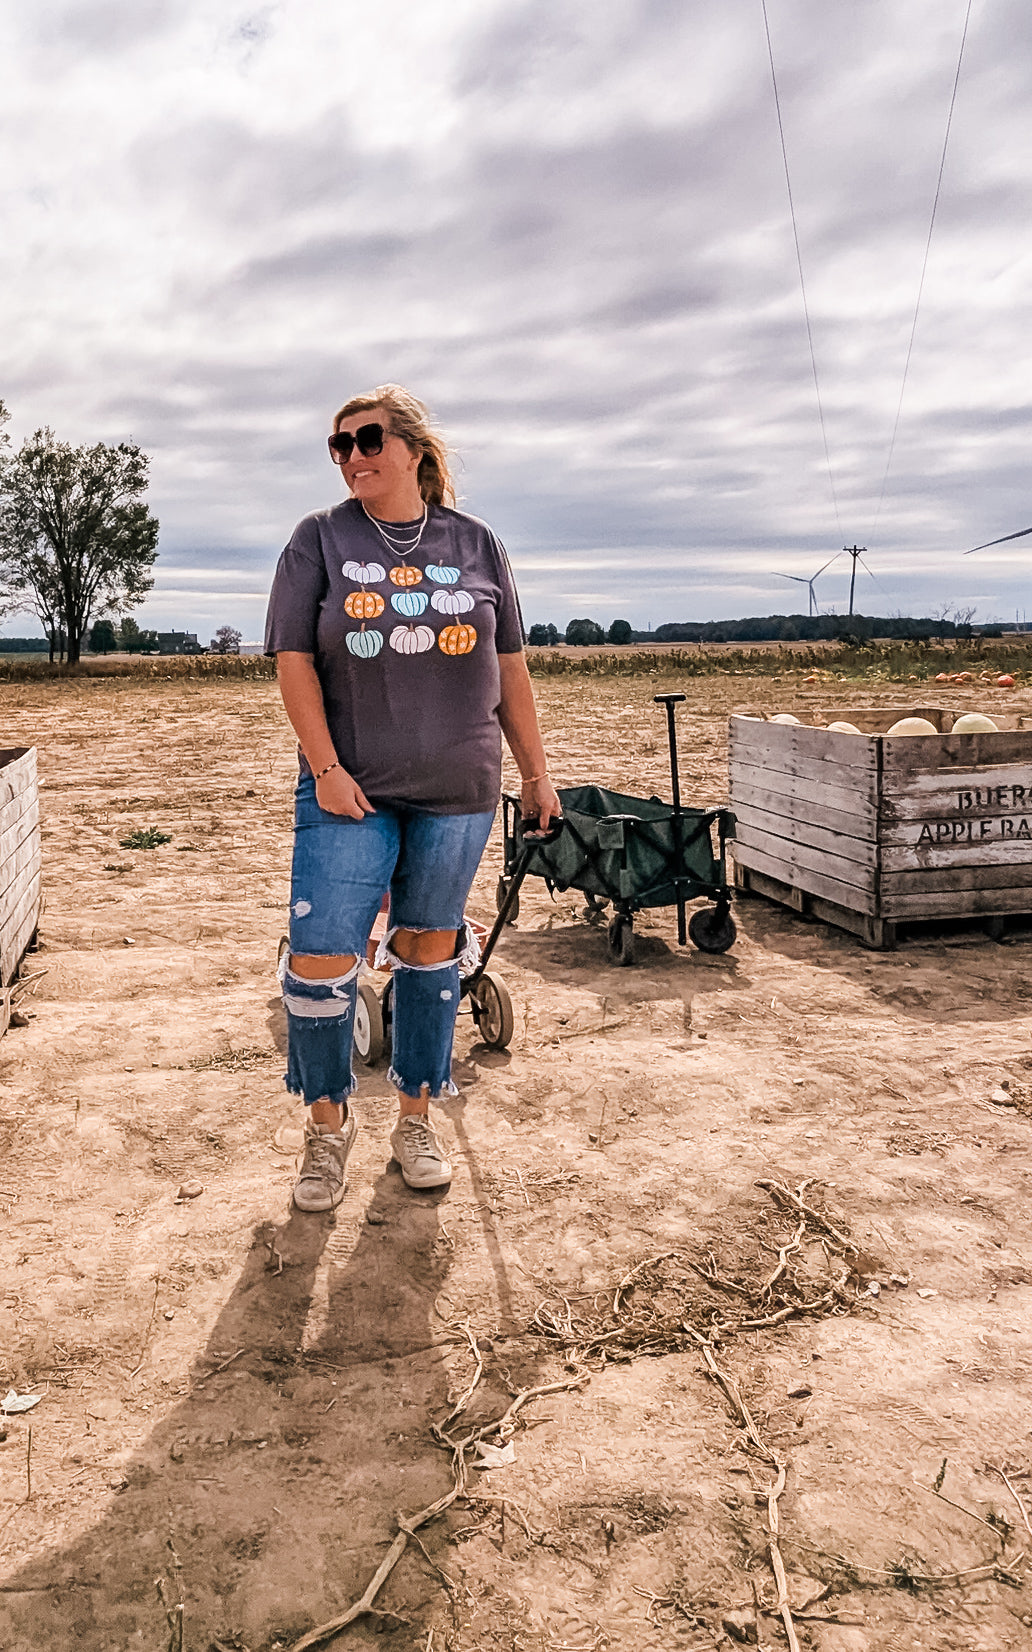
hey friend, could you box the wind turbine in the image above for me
[964,525,1032,556]
[774,553,841,616]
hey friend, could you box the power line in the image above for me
[873,0,974,525]
[760,0,842,535]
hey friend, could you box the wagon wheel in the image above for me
[688,905,737,955]
[277,934,290,967]
[471,971,515,1049]
[353,981,386,1066]
[607,913,635,966]
[496,874,520,924]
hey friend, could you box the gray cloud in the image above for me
[3,0,1031,638]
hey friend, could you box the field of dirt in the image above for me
[2,670,1032,1652]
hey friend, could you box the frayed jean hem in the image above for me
[284,1073,359,1108]
[386,1065,459,1101]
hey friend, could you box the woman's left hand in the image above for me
[520,775,562,836]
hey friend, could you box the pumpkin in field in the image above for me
[390,589,429,617]
[342,560,386,584]
[770,713,800,725]
[997,674,1016,687]
[438,623,477,656]
[346,624,383,659]
[430,588,475,615]
[827,720,862,734]
[344,590,385,620]
[426,563,461,585]
[389,565,423,587]
[389,624,435,655]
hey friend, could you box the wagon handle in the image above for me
[653,692,687,944]
[468,815,566,989]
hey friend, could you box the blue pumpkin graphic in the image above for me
[346,625,384,659]
[426,563,461,585]
[390,589,429,617]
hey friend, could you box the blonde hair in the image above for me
[332,384,455,507]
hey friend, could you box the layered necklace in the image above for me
[361,501,429,560]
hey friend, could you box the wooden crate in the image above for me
[0,748,41,988]
[729,706,1032,947]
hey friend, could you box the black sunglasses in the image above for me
[327,422,388,463]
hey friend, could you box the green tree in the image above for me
[565,617,605,646]
[527,623,560,646]
[119,616,143,652]
[88,618,118,654]
[0,428,158,665]
[607,619,632,645]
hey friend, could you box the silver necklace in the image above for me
[361,501,429,559]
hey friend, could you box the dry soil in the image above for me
[1,672,1032,1652]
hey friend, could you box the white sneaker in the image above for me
[293,1112,358,1212]
[389,1115,452,1190]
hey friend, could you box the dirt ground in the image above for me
[2,671,1032,1652]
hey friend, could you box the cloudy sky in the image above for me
[2,0,1030,640]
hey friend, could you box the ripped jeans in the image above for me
[282,774,494,1105]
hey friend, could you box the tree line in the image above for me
[528,613,1002,645]
[0,399,158,664]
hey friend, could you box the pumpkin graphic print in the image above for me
[430,588,474,616]
[389,565,422,587]
[346,624,383,659]
[344,590,385,620]
[341,560,386,585]
[390,589,429,618]
[390,624,435,655]
[438,622,477,656]
[426,563,461,585]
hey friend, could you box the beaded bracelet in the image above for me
[521,772,549,784]
[314,760,340,780]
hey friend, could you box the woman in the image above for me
[265,385,561,1211]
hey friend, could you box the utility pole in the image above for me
[844,546,867,617]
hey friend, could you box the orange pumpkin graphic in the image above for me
[438,623,477,657]
[389,565,423,587]
[344,590,385,620]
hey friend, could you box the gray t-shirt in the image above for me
[265,499,525,814]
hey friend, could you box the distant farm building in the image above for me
[156,631,203,654]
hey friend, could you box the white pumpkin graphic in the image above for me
[341,560,386,585]
[430,588,475,615]
[389,624,435,655]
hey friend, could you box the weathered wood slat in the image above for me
[0,836,41,899]
[728,776,870,840]
[881,861,1032,896]
[0,873,41,986]
[882,731,1032,772]
[881,884,1032,920]
[879,765,1032,825]
[0,798,39,866]
[735,862,893,945]
[0,749,35,810]
[731,838,878,914]
[729,759,878,822]
[881,836,1032,873]
[733,820,876,889]
[731,799,877,867]
[729,718,878,772]
[0,748,40,992]
[816,705,950,734]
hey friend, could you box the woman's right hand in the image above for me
[315,766,375,819]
